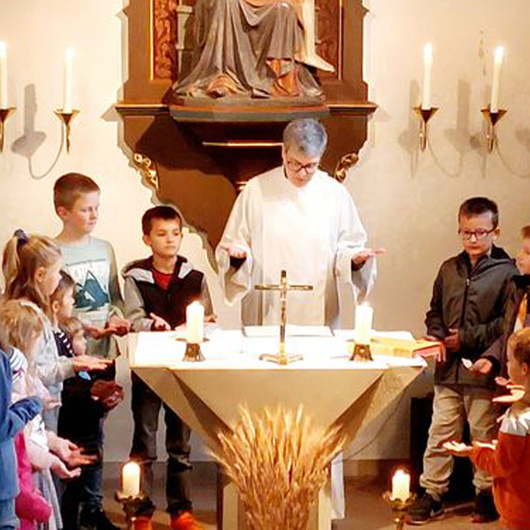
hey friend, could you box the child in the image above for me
[53,173,130,359]
[0,320,42,530]
[445,328,530,529]
[57,317,123,530]
[2,231,110,432]
[409,197,517,525]
[123,206,213,529]
[50,270,76,359]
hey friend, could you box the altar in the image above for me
[129,328,426,529]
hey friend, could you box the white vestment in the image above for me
[216,166,376,327]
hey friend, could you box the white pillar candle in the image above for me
[0,42,8,110]
[490,46,504,113]
[121,462,140,497]
[186,301,204,344]
[391,469,410,501]
[354,304,373,344]
[421,42,433,110]
[63,47,74,113]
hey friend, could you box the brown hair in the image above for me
[521,226,530,239]
[50,270,75,305]
[0,299,45,360]
[458,197,499,229]
[508,328,530,366]
[2,231,62,315]
[60,316,84,340]
[53,172,100,212]
[141,206,182,236]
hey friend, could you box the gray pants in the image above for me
[420,384,500,499]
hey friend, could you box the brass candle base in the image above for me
[481,107,507,153]
[183,342,205,362]
[0,107,16,153]
[383,492,416,530]
[115,491,149,530]
[54,108,80,153]
[350,342,373,361]
[414,107,439,151]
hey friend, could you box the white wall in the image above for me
[1,0,529,462]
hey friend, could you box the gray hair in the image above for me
[283,119,328,157]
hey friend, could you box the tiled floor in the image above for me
[102,463,500,529]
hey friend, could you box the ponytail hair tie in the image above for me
[14,229,28,247]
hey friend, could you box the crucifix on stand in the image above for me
[255,269,313,365]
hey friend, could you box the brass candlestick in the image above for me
[383,492,416,530]
[414,107,439,151]
[115,491,149,530]
[54,108,79,153]
[0,107,16,152]
[183,341,205,362]
[481,106,507,153]
[349,341,373,361]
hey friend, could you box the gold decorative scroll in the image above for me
[133,153,160,191]
[333,152,359,183]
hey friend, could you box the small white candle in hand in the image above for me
[421,42,433,110]
[490,46,504,113]
[121,462,140,497]
[355,304,373,345]
[63,47,74,113]
[391,469,410,501]
[0,42,8,110]
[186,301,204,344]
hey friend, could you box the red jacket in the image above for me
[14,433,51,530]
[471,402,530,529]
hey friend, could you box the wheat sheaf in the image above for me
[212,406,347,530]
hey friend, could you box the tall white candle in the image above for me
[186,301,204,344]
[121,462,140,497]
[490,46,504,113]
[355,304,373,345]
[391,469,410,501]
[63,47,74,113]
[421,42,433,110]
[0,42,8,110]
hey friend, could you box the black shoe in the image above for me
[407,492,444,525]
[471,489,499,523]
[79,508,119,530]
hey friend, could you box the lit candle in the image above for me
[63,47,74,113]
[391,469,410,501]
[490,46,504,113]
[354,304,373,345]
[421,42,433,110]
[121,462,140,497]
[0,42,7,110]
[186,301,204,344]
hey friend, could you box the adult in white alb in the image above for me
[216,118,381,329]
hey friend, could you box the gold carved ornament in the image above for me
[132,153,160,192]
[333,152,359,183]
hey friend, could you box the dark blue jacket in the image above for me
[0,349,42,500]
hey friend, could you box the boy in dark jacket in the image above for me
[123,206,213,530]
[409,197,517,525]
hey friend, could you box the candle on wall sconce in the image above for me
[414,42,438,151]
[0,41,16,153]
[482,46,507,153]
[55,47,79,154]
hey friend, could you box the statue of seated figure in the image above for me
[173,0,333,100]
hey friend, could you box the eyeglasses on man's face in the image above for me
[458,228,496,240]
[285,158,320,174]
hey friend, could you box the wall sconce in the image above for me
[414,106,438,151]
[0,107,15,152]
[54,109,79,153]
[481,106,506,153]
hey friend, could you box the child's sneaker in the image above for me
[407,492,444,525]
[171,511,202,530]
[471,489,499,523]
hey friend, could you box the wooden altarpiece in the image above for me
[117,0,376,255]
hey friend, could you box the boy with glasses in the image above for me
[409,197,517,525]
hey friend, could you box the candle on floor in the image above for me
[186,301,204,344]
[121,462,140,498]
[355,304,373,345]
[391,469,410,501]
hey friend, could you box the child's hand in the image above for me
[51,457,81,480]
[106,315,130,337]
[66,449,98,468]
[471,358,493,374]
[493,384,526,404]
[102,388,124,411]
[50,437,79,461]
[443,441,473,457]
[149,312,171,331]
[43,396,61,411]
[443,328,461,353]
[91,380,121,402]
[73,355,112,372]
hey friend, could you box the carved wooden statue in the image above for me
[173,0,332,99]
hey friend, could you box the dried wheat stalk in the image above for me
[212,406,347,530]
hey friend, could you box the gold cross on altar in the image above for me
[255,269,313,365]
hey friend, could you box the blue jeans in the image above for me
[0,499,17,530]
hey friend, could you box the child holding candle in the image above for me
[123,206,213,529]
[445,328,530,530]
[409,197,517,525]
